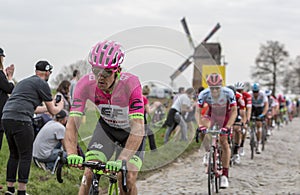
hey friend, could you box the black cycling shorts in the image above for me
[88,118,145,160]
[251,106,264,117]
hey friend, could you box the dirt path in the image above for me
[137,118,300,195]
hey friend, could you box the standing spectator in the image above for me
[0,48,15,150]
[142,85,159,151]
[164,88,195,143]
[33,109,68,171]
[69,69,80,103]
[1,60,64,195]
[55,80,71,111]
[173,87,185,103]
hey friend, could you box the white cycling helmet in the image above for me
[235,82,245,90]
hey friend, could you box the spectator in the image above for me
[164,88,195,143]
[55,80,71,111]
[70,69,80,103]
[173,87,185,103]
[0,48,15,150]
[142,85,159,151]
[1,60,64,195]
[33,109,68,171]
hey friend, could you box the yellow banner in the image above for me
[202,65,226,88]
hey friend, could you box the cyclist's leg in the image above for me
[118,143,144,195]
[220,135,230,176]
[79,122,115,195]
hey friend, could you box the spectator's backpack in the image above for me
[32,114,52,138]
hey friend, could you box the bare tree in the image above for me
[251,40,289,95]
[283,56,300,94]
[50,60,91,88]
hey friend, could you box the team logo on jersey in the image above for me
[130,99,143,111]
[72,98,83,108]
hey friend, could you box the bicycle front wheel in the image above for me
[250,129,256,160]
[207,147,214,195]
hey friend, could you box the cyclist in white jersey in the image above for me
[248,83,268,154]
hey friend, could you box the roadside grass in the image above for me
[0,100,201,194]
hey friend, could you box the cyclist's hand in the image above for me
[220,127,230,135]
[258,114,265,119]
[67,154,83,166]
[106,160,123,172]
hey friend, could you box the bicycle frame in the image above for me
[206,126,222,195]
[83,161,127,195]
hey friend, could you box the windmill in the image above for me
[170,17,222,90]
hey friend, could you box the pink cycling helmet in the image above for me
[88,40,125,69]
[206,73,223,87]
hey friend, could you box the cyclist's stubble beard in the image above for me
[97,73,118,93]
[211,90,220,100]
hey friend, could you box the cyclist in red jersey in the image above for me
[227,85,246,164]
[197,73,237,188]
[65,40,145,195]
[235,82,252,156]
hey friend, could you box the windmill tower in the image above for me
[170,17,222,90]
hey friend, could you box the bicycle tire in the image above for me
[207,147,215,195]
[250,128,255,160]
[215,147,222,193]
[88,174,101,195]
[261,124,267,151]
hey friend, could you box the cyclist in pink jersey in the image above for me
[197,73,237,189]
[64,40,145,195]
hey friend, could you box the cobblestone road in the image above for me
[137,118,300,195]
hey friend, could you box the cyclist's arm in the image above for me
[240,108,246,124]
[246,106,252,122]
[226,105,237,128]
[65,116,81,155]
[197,106,207,127]
[118,118,144,161]
[262,102,269,116]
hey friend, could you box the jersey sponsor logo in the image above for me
[101,107,124,118]
[130,99,143,111]
[72,98,83,108]
[90,142,103,150]
[230,97,235,102]
[198,98,204,105]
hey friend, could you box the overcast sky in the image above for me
[1,0,300,89]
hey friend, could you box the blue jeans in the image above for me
[36,143,67,171]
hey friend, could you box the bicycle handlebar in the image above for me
[56,152,128,193]
[82,160,128,193]
[56,151,67,183]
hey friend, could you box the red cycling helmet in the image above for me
[206,73,223,87]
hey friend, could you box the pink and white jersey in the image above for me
[70,72,144,129]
